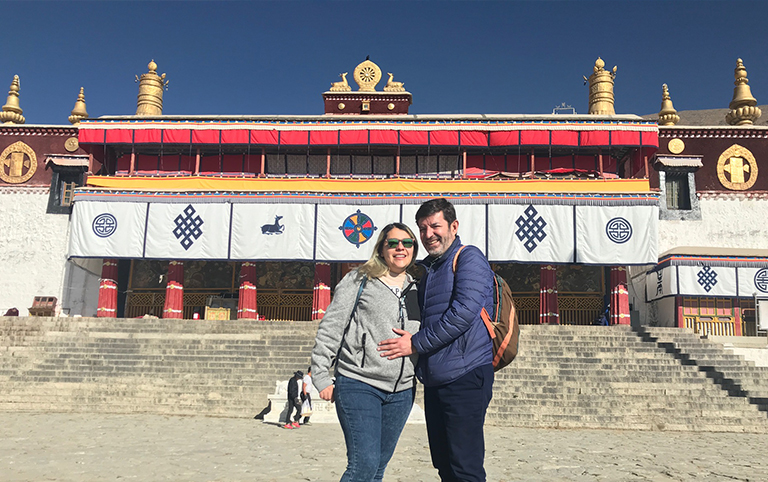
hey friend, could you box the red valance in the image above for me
[105,129,132,143]
[550,131,579,146]
[134,129,161,143]
[221,130,250,144]
[310,131,338,145]
[580,131,610,146]
[430,131,459,146]
[370,130,398,144]
[489,131,519,146]
[251,130,279,145]
[79,129,105,144]
[339,130,368,145]
[191,130,220,144]
[163,129,191,144]
[460,131,488,147]
[279,131,310,145]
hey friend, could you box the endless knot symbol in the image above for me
[754,268,768,293]
[606,217,632,244]
[173,205,204,251]
[515,205,547,253]
[339,210,376,248]
[92,213,117,238]
[697,266,718,293]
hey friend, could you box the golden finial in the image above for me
[584,57,617,115]
[658,84,680,126]
[726,58,761,125]
[0,75,25,124]
[135,59,168,116]
[68,87,89,125]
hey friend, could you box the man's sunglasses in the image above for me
[386,238,415,249]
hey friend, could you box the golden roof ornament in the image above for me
[329,72,351,92]
[353,58,382,92]
[0,75,25,124]
[658,84,680,126]
[584,57,617,115]
[383,72,405,92]
[726,58,761,125]
[68,87,89,125]
[135,60,168,116]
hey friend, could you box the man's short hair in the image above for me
[415,198,456,224]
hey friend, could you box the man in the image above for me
[300,366,312,425]
[378,198,495,482]
[283,370,303,429]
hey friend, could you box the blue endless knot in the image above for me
[515,205,547,253]
[92,213,117,238]
[173,205,204,251]
[606,217,632,244]
[697,266,718,293]
[755,268,768,293]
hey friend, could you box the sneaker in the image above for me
[283,423,294,429]
[302,421,312,426]
[291,422,300,429]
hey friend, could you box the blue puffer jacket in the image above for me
[411,236,494,387]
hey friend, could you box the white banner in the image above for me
[316,205,401,261]
[144,203,231,260]
[738,267,768,297]
[487,204,574,263]
[230,204,315,260]
[69,201,147,258]
[402,204,487,256]
[646,266,677,301]
[575,205,657,265]
[677,265,737,297]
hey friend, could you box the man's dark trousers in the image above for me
[424,363,494,482]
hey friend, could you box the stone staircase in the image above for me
[491,325,768,432]
[2,317,768,432]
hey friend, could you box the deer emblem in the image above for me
[329,72,351,92]
[383,73,405,92]
[261,215,285,235]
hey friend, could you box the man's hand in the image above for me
[319,385,334,402]
[377,328,414,360]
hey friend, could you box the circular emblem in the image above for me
[339,210,377,248]
[667,138,685,154]
[92,213,118,238]
[64,137,79,153]
[387,103,395,111]
[605,217,632,244]
[353,59,382,92]
[755,268,768,293]
[717,144,758,191]
[337,102,345,110]
[0,141,37,184]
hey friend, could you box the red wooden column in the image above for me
[733,300,743,336]
[539,265,559,324]
[237,262,258,320]
[162,261,184,319]
[96,259,119,318]
[675,296,686,328]
[312,263,332,320]
[609,266,630,325]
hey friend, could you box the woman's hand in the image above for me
[319,385,335,402]
[377,328,414,360]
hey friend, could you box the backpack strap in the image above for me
[332,276,367,368]
[451,246,495,340]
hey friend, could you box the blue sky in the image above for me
[5,1,768,124]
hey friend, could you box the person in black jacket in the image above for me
[284,371,303,429]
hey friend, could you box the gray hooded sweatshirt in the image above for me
[311,269,420,393]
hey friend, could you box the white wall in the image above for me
[0,188,70,315]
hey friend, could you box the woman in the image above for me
[311,222,421,482]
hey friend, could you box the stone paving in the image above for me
[2,412,768,481]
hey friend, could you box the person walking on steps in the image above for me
[284,370,304,429]
[312,222,422,482]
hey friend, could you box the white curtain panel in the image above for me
[737,267,768,297]
[144,203,231,260]
[315,204,400,261]
[230,203,315,260]
[646,266,677,301]
[487,204,574,263]
[677,265,737,297]
[575,205,657,265]
[69,201,147,258]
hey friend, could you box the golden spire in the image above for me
[658,84,680,126]
[68,87,89,125]
[584,57,617,115]
[135,60,168,116]
[0,75,25,124]
[726,58,761,125]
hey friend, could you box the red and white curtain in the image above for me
[237,262,258,320]
[96,259,118,318]
[163,261,184,319]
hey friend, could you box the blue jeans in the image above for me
[334,375,415,482]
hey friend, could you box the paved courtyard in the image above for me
[1,412,767,481]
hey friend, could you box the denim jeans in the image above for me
[334,375,415,482]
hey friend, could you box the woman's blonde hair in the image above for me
[358,222,419,279]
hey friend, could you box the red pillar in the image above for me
[163,261,184,319]
[237,262,258,320]
[734,301,743,336]
[539,265,559,324]
[96,259,119,318]
[676,296,685,328]
[610,266,630,325]
[312,263,332,321]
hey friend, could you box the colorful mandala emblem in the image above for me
[339,210,377,248]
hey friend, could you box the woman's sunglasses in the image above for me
[386,238,415,249]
